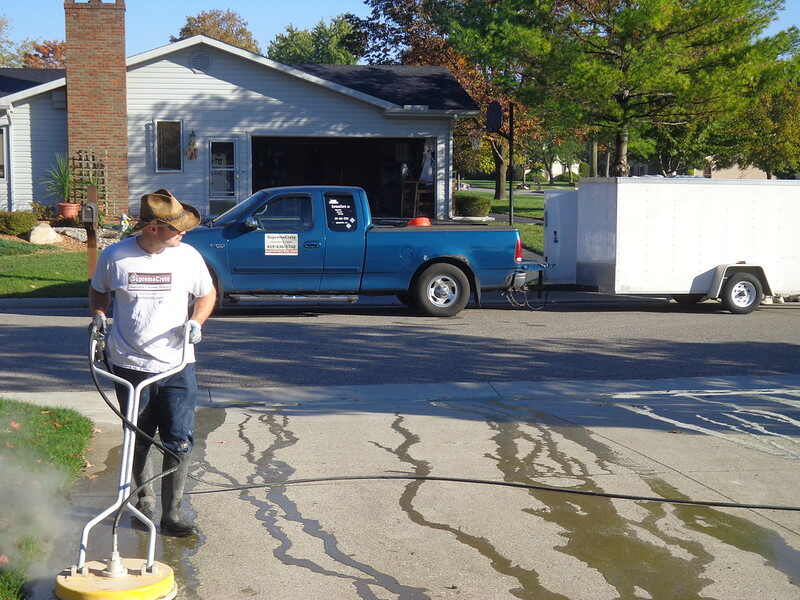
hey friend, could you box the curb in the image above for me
[0,297,88,309]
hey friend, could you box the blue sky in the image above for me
[2,1,373,56]
[2,1,798,56]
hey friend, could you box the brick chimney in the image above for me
[64,0,128,215]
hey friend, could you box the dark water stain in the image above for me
[646,478,800,587]
[435,399,717,600]
[234,409,429,599]
[371,413,567,600]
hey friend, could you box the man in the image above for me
[89,189,216,537]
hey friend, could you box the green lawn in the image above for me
[0,398,94,600]
[516,223,544,256]
[455,187,544,219]
[0,243,88,298]
[463,178,576,191]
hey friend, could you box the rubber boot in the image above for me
[130,442,156,530]
[160,453,197,537]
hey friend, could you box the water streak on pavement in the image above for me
[226,408,429,599]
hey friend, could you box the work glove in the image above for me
[187,320,202,344]
[90,313,107,334]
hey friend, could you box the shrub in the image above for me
[0,211,39,235]
[52,217,82,228]
[30,201,55,221]
[454,193,491,217]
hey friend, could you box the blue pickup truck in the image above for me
[183,186,541,316]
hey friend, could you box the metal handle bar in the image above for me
[77,322,192,571]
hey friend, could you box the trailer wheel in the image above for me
[413,263,470,317]
[672,294,704,306]
[720,272,763,314]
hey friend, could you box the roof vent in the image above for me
[190,53,211,72]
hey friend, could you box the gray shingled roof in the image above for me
[0,68,65,97]
[295,64,477,111]
[0,64,477,112]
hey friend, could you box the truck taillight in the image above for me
[514,236,523,263]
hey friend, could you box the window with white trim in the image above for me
[155,120,182,172]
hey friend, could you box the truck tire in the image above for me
[672,294,704,306]
[413,263,470,317]
[720,272,763,314]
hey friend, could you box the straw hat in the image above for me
[133,189,200,232]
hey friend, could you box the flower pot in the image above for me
[57,202,80,220]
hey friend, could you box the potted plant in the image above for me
[43,154,79,219]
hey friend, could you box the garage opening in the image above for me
[251,137,434,218]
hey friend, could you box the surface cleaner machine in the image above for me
[54,323,192,600]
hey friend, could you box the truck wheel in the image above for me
[720,272,763,314]
[672,294,704,306]
[413,263,470,317]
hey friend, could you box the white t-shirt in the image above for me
[91,236,214,372]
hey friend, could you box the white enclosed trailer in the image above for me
[543,177,800,313]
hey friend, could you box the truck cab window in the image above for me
[256,196,313,231]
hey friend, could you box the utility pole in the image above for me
[508,102,515,226]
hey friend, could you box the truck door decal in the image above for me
[264,233,299,256]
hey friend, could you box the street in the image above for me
[4,296,800,599]
[1,294,799,392]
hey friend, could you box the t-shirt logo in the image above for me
[128,272,172,291]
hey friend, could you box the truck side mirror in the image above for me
[243,216,259,231]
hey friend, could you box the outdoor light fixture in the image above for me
[186,130,198,160]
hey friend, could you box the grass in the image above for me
[0,398,94,600]
[516,223,544,256]
[455,188,545,220]
[0,250,88,298]
[0,239,56,256]
[463,178,577,191]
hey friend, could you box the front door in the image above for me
[208,138,242,216]
[227,192,324,293]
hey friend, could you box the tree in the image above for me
[171,9,259,54]
[720,78,800,178]
[23,40,65,68]
[266,16,363,64]
[440,0,799,176]
[0,16,36,68]
[353,0,541,199]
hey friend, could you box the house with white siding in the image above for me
[0,1,477,221]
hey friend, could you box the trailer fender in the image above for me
[710,265,772,299]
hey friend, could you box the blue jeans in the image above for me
[112,363,198,455]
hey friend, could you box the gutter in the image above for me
[383,107,480,119]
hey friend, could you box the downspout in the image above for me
[0,102,14,211]
[447,115,456,220]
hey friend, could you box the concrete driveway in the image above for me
[27,374,800,599]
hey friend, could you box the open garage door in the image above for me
[251,137,433,218]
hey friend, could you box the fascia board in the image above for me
[0,79,65,104]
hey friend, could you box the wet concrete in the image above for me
[26,376,800,599]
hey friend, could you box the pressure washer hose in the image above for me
[91,335,800,519]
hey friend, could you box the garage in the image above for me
[250,136,434,218]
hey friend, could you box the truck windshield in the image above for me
[210,190,269,226]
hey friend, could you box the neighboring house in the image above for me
[0,0,477,220]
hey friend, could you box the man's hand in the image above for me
[90,313,107,334]
[187,320,202,344]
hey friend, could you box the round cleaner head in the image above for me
[54,559,176,600]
